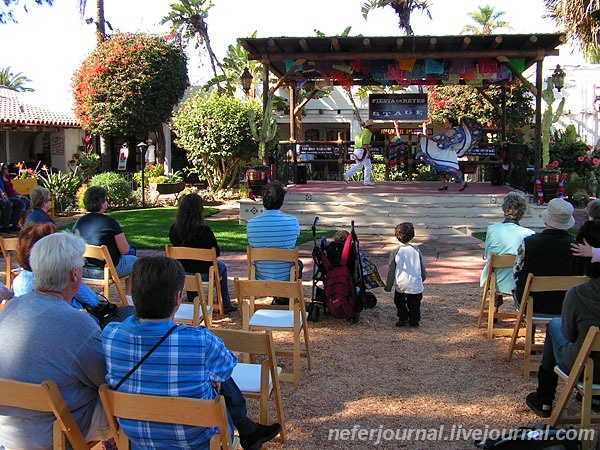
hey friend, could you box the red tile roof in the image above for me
[0,87,80,128]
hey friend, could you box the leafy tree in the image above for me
[361,0,432,36]
[428,82,534,133]
[0,67,33,91]
[461,4,511,35]
[170,92,262,191]
[72,32,188,137]
[544,0,600,62]
[161,0,222,83]
[0,0,52,23]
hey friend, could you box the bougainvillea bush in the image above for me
[171,91,262,191]
[72,33,188,136]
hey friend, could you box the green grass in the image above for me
[66,207,334,252]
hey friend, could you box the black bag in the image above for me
[85,297,119,327]
[474,424,583,449]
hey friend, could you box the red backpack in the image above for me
[324,234,361,319]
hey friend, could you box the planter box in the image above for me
[149,182,185,196]
[12,177,38,196]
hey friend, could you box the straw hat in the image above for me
[363,119,375,128]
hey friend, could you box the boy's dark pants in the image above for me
[394,291,422,326]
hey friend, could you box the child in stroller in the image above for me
[308,219,378,322]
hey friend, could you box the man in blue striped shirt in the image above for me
[246,182,301,282]
[102,256,281,449]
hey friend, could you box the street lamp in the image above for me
[551,64,566,91]
[136,141,148,208]
[240,67,253,96]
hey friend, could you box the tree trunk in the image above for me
[95,0,106,44]
[100,136,110,172]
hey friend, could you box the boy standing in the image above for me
[384,223,426,328]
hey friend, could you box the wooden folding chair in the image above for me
[477,254,517,339]
[0,378,89,450]
[99,384,239,450]
[506,274,588,377]
[550,326,600,441]
[165,245,224,315]
[247,246,299,281]
[0,236,19,288]
[82,244,129,306]
[174,272,212,327]
[235,277,311,386]
[211,328,286,440]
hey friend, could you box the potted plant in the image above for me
[148,170,185,195]
[12,161,42,195]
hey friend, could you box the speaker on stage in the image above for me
[295,165,308,184]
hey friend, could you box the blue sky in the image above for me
[0,0,564,113]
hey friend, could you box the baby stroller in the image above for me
[307,217,378,323]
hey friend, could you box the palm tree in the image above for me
[544,0,600,62]
[461,4,511,35]
[361,0,432,36]
[0,67,34,92]
[78,0,107,45]
[161,0,222,82]
[1,0,53,24]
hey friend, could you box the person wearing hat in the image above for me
[526,220,600,418]
[513,198,576,316]
[145,138,156,165]
[343,120,375,186]
[24,186,54,225]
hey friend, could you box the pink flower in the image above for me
[552,160,559,168]
[594,158,600,166]
[578,156,585,162]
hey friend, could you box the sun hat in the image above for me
[363,119,375,128]
[146,138,153,144]
[542,198,575,230]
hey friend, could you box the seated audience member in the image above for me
[1,163,31,224]
[480,192,535,311]
[24,186,54,225]
[0,232,111,448]
[526,220,600,418]
[571,198,600,261]
[0,170,23,234]
[72,186,137,295]
[246,182,302,281]
[102,256,281,450]
[169,193,238,314]
[513,198,576,315]
[12,223,134,326]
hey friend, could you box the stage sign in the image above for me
[369,94,428,121]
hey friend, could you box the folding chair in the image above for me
[506,274,588,377]
[99,385,239,450]
[0,378,89,450]
[0,236,19,288]
[477,254,517,339]
[165,245,224,315]
[82,244,129,306]
[211,328,286,440]
[174,272,212,327]
[246,246,299,281]
[235,277,311,386]
[550,327,600,438]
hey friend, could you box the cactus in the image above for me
[248,94,278,161]
[541,76,565,167]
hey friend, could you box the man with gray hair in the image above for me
[480,192,535,311]
[0,232,110,448]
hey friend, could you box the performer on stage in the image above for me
[344,120,375,186]
[419,117,468,192]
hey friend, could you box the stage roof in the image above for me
[240,33,566,87]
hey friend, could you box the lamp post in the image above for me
[552,64,566,92]
[136,141,148,208]
[240,67,253,97]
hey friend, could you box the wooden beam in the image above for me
[475,86,502,115]
[331,38,341,52]
[461,37,471,50]
[268,58,306,94]
[362,38,371,51]
[396,38,404,50]
[294,89,319,115]
[267,39,283,53]
[428,37,437,50]
[299,39,311,52]
[496,56,537,96]
[490,36,503,49]
[523,35,538,49]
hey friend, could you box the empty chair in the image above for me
[174,272,212,327]
[0,236,19,287]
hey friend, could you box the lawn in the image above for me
[91,207,334,252]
